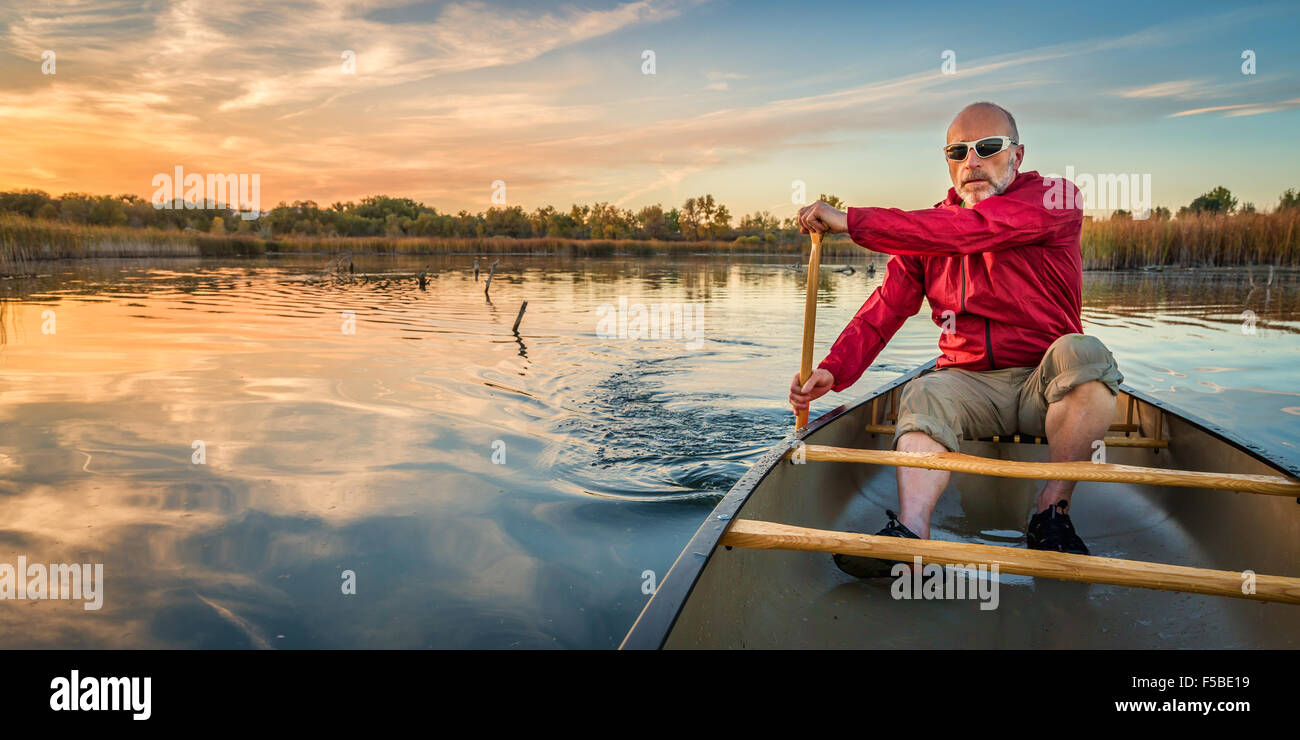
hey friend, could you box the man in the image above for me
[790,101,1122,578]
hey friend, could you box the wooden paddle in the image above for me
[795,231,822,429]
[721,519,1300,605]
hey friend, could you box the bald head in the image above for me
[948,102,1018,141]
[946,102,1024,205]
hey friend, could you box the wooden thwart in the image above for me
[720,519,1300,605]
[862,423,1168,448]
[793,444,1300,496]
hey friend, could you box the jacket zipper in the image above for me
[962,255,994,369]
[960,256,967,312]
[985,317,996,369]
[960,255,994,368]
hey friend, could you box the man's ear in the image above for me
[1013,145,1025,170]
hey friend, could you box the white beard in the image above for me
[958,159,1017,205]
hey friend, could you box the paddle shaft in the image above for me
[721,519,1300,605]
[795,232,822,429]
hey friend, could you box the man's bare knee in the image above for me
[897,431,946,452]
[1053,379,1111,406]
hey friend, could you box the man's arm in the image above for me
[845,180,1081,257]
[817,254,925,392]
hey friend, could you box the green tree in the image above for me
[454,210,481,238]
[57,193,95,223]
[542,209,578,238]
[697,194,716,224]
[355,195,421,221]
[680,197,700,240]
[680,195,725,241]
[586,202,635,239]
[664,207,681,237]
[483,206,532,237]
[818,193,846,210]
[1278,188,1300,211]
[384,212,406,237]
[1183,186,1237,216]
[0,189,54,217]
[529,206,555,236]
[568,204,590,237]
[708,204,732,240]
[88,196,127,226]
[739,210,779,236]
[636,204,667,239]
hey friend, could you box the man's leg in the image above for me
[1036,379,1115,513]
[891,368,1021,538]
[1017,334,1124,549]
[895,431,948,539]
[834,368,1019,577]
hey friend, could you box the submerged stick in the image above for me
[512,300,528,333]
[484,259,499,296]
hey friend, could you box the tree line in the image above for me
[0,186,1295,241]
[0,189,826,244]
[1112,186,1299,220]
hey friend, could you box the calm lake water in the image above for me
[1,254,1297,648]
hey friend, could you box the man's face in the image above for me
[946,107,1024,205]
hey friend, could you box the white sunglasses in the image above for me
[944,136,1019,162]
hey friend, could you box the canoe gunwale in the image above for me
[618,358,1300,649]
[1120,383,1300,480]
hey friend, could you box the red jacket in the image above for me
[818,170,1084,392]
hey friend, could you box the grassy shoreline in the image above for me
[3,211,1298,274]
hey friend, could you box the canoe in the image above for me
[620,359,1300,649]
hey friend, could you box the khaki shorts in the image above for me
[893,334,1123,452]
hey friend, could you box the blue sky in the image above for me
[0,0,1296,218]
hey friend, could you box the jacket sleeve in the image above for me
[845,178,1082,257]
[817,254,925,392]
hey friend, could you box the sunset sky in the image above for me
[1,0,1297,219]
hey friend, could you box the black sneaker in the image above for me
[1026,500,1089,555]
[832,509,921,578]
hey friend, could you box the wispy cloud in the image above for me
[1114,79,1208,99]
[1169,98,1300,117]
[704,70,746,91]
